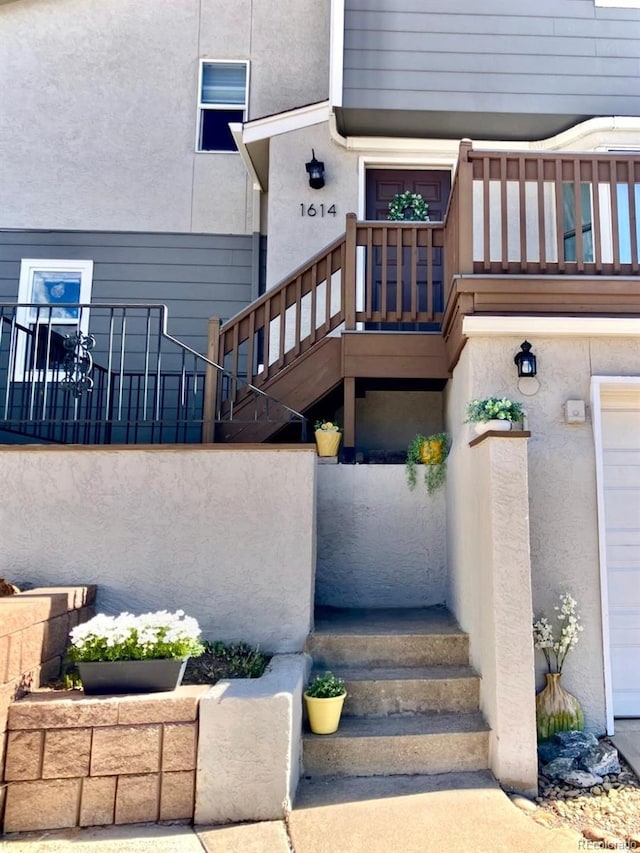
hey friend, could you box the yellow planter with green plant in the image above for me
[304,671,347,734]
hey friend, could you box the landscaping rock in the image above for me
[509,794,537,814]
[554,730,599,748]
[537,740,561,764]
[558,770,603,788]
[542,756,577,779]
[580,744,621,777]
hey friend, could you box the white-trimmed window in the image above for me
[15,259,93,377]
[197,60,248,152]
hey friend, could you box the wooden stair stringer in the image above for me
[217,336,343,443]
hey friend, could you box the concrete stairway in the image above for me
[303,606,490,777]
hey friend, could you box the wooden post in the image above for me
[343,376,356,463]
[457,139,474,274]
[202,317,220,443]
[344,213,357,330]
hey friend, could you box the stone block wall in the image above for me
[0,586,96,821]
[3,686,209,833]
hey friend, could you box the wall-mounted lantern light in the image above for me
[514,340,537,378]
[305,149,325,189]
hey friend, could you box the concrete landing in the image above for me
[0,775,585,853]
[611,717,640,778]
[290,772,581,853]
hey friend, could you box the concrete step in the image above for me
[302,712,490,777]
[307,607,469,668]
[310,665,481,716]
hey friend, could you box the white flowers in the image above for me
[68,610,204,663]
[533,592,584,674]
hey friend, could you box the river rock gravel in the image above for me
[510,740,640,848]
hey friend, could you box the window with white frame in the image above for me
[197,60,248,152]
[15,259,93,377]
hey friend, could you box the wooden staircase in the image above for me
[215,216,449,444]
[303,607,490,778]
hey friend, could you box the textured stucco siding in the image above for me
[0,0,329,234]
[468,435,537,793]
[446,333,640,735]
[342,0,640,139]
[266,122,358,288]
[316,465,446,608]
[0,446,316,653]
[195,654,310,824]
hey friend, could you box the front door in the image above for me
[365,169,451,330]
[600,386,640,717]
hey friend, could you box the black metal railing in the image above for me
[0,304,306,444]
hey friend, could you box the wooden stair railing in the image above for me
[217,213,450,415]
[218,235,346,412]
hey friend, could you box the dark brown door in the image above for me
[365,169,451,329]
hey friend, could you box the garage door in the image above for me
[601,388,640,717]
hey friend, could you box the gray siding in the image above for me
[342,0,640,139]
[0,230,255,354]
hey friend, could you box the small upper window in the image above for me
[197,61,248,152]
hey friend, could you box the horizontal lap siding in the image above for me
[343,0,640,126]
[0,230,255,355]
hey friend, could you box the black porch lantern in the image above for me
[514,340,537,378]
[305,149,325,189]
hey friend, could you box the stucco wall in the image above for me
[0,0,329,234]
[447,333,640,735]
[0,446,316,653]
[266,123,359,288]
[316,465,446,608]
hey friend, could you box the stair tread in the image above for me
[311,665,479,682]
[303,712,489,739]
[313,606,464,637]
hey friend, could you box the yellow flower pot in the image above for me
[420,438,445,465]
[315,429,341,457]
[304,691,347,735]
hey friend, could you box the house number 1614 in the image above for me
[300,204,337,217]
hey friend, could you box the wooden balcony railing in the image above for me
[465,146,640,277]
[217,143,640,406]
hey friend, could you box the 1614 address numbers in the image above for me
[300,204,337,218]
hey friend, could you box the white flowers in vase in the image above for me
[532,592,584,674]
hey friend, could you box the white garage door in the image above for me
[601,389,640,717]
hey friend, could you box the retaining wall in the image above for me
[0,586,95,821]
[3,686,208,833]
[2,654,307,834]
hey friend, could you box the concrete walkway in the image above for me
[611,718,640,779]
[1,771,585,853]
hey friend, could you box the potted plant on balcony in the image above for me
[405,432,449,495]
[68,609,205,695]
[304,671,347,735]
[314,420,342,458]
[465,397,524,436]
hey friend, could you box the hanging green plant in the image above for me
[405,432,449,495]
[387,191,430,222]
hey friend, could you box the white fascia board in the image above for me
[242,101,330,144]
[463,315,640,337]
[329,0,345,108]
[230,124,263,190]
